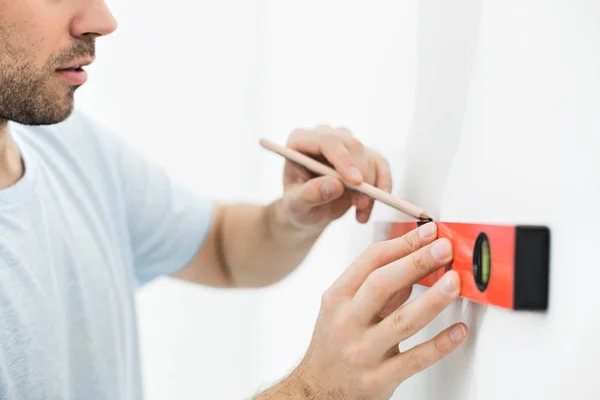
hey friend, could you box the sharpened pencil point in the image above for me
[417,214,433,227]
[419,213,432,221]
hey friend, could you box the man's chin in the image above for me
[17,91,76,126]
[0,73,81,126]
[9,104,75,126]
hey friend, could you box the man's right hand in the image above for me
[256,222,467,400]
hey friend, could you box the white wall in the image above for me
[396,1,600,399]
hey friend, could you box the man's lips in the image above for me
[55,57,94,85]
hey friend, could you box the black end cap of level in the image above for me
[513,226,550,310]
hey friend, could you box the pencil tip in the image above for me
[419,212,432,221]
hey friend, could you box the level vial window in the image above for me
[473,232,491,291]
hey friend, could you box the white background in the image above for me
[73,1,600,399]
[76,1,419,398]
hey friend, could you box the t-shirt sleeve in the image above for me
[105,131,215,287]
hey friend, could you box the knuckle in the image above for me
[341,343,365,367]
[359,373,383,394]
[336,126,353,137]
[286,132,304,147]
[405,351,429,372]
[288,128,304,139]
[315,124,333,132]
[411,252,432,273]
[330,316,353,344]
[344,137,364,153]
[435,332,452,354]
[364,269,388,294]
[321,135,342,152]
[379,156,391,170]
[320,288,337,312]
[390,309,412,335]
[401,231,421,253]
[363,241,387,263]
[330,126,349,136]
[367,148,381,160]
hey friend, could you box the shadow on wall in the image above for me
[448,299,487,399]
[399,0,483,220]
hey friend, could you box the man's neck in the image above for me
[0,119,25,190]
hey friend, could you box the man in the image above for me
[0,0,468,399]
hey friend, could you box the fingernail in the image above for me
[440,272,459,296]
[431,239,451,261]
[418,222,436,239]
[357,209,370,223]
[321,181,333,200]
[450,325,466,342]
[348,167,363,182]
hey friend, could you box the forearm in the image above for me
[254,368,318,400]
[254,380,303,400]
[219,199,323,287]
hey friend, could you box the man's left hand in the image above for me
[279,125,392,234]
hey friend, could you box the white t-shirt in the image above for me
[0,110,214,399]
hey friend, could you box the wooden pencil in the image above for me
[259,138,431,221]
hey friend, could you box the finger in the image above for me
[366,270,461,356]
[327,189,354,220]
[283,161,316,187]
[355,155,376,207]
[355,204,371,224]
[380,322,468,385]
[383,344,400,359]
[351,236,453,325]
[373,154,393,193]
[314,124,334,133]
[287,131,364,185]
[355,191,373,223]
[378,286,413,320]
[325,126,371,185]
[355,155,387,223]
[285,175,345,214]
[354,180,373,224]
[328,222,439,298]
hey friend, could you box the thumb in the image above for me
[286,175,345,214]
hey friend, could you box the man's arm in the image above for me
[173,126,394,288]
[173,199,322,288]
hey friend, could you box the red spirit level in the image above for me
[375,221,550,310]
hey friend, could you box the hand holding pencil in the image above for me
[259,127,430,233]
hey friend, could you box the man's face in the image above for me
[0,0,117,125]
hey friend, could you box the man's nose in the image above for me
[70,0,118,39]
